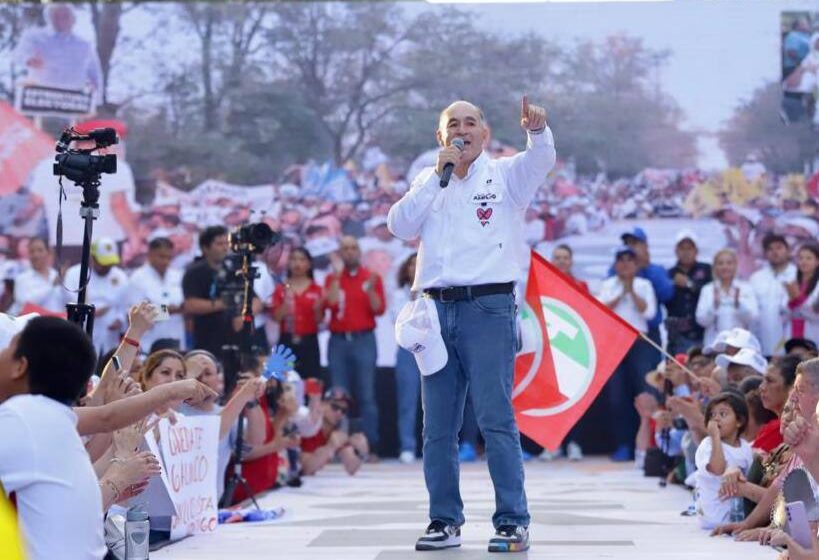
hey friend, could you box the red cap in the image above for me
[74,119,128,139]
[673,353,688,365]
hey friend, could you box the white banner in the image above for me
[158,414,220,540]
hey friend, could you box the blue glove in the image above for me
[263,344,296,380]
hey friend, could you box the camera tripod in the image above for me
[220,250,262,510]
[63,178,101,337]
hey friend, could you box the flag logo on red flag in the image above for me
[513,251,639,451]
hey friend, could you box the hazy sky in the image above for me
[75,1,816,169]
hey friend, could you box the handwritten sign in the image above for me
[158,414,220,540]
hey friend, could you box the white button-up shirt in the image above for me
[12,267,64,314]
[695,279,760,349]
[126,263,186,351]
[64,264,129,355]
[387,129,556,290]
[596,276,657,333]
[14,28,102,92]
[749,263,796,356]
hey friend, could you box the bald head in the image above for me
[436,100,489,169]
[438,101,485,132]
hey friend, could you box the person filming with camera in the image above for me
[182,226,262,359]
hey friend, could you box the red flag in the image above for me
[513,251,639,451]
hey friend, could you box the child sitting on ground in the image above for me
[695,392,753,529]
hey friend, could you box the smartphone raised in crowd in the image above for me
[786,501,814,549]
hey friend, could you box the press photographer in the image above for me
[182,225,275,360]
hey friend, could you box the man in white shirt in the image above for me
[11,237,64,315]
[126,237,186,351]
[598,246,659,462]
[0,315,106,560]
[388,96,555,553]
[749,233,796,357]
[14,4,102,95]
[64,238,129,355]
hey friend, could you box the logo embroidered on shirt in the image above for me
[477,207,493,227]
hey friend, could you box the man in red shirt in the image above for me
[324,236,385,457]
[301,387,368,475]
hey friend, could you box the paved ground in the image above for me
[154,457,776,560]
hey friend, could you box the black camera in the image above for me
[229,223,279,255]
[53,127,118,185]
[214,253,246,314]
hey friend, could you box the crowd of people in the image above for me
[565,221,819,559]
[2,206,819,558]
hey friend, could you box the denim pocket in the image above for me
[471,293,513,315]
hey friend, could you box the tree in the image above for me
[546,35,697,177]
[181,2,269,132]
[267,2,435,165]
[719,81,817,175]
[87,1,125,109]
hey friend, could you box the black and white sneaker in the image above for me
[415,520,461,551]
[488,525,529,553]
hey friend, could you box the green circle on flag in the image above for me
[515,296,597,416]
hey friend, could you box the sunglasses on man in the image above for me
[330,402,348,415]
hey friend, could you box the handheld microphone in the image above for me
[439,138,465,188]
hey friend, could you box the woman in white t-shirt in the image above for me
[696,249,759,349]
[11,238,63,315]
[695,392,754,529]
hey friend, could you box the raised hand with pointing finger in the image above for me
[520,94,547,132]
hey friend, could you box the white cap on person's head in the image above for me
[674,229,698,247]
[0,313,39,351]
[395,298,448,376]
[715,348,768,375]
[704,328,761,355]
[723,328,762,353]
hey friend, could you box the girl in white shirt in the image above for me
[695,392,753,529]
[696,249,759,349]
[783,244,819,346]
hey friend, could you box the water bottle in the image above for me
[729,496,745,523]
[125,506,150,560]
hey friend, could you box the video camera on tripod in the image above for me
[219,222,281,509]
[214,223,280,316]
[52,126,119,336]
[54,127,118,185]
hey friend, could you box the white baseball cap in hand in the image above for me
[395,297,448,376]
[715,347,768,375]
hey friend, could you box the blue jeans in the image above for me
[421,293,529,529]
[329,331,379,448]
[395,347,421,454]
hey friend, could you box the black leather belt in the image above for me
[424,282,514,302]
[331,330,374,341]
